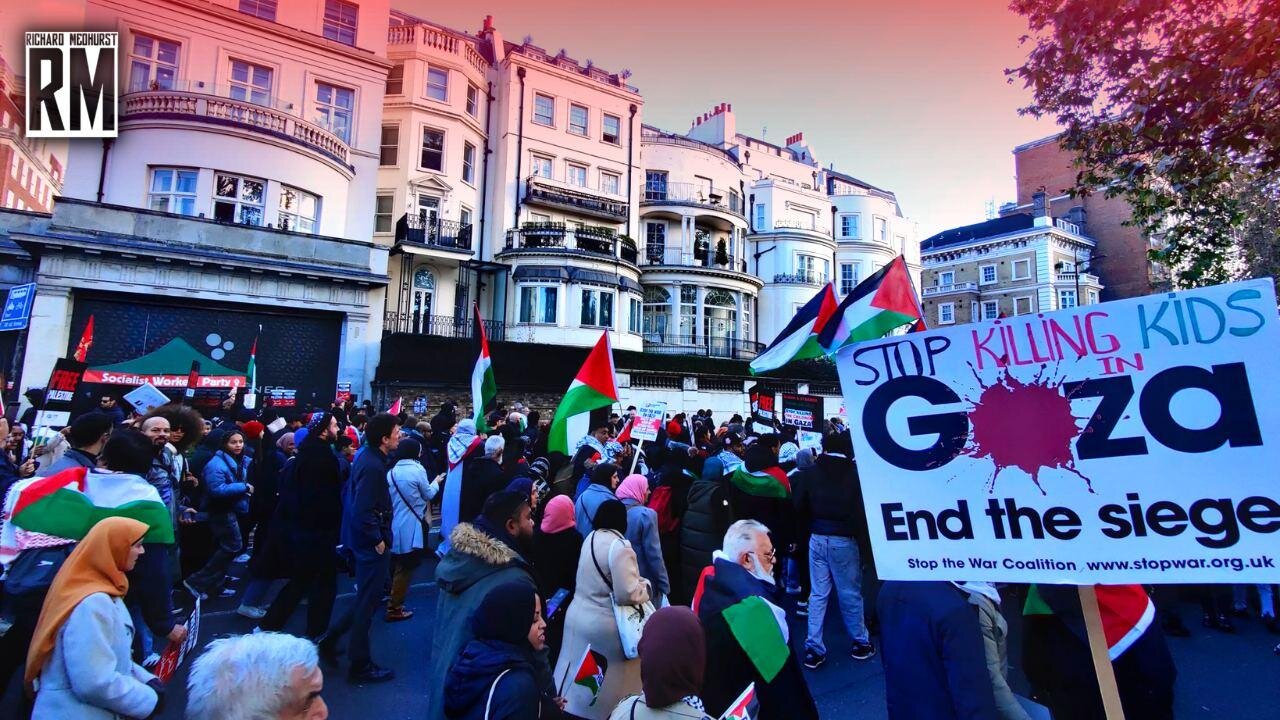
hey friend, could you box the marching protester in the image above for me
[574,462,621,536]
[608,606,708,720]
[530,493,582,665]
[461,435,508,527]
[34,413,110,477]
[186,632,328,720]
[678,433,742,603]
[443,582,561,720]
[259,412,345,640]
[426,490,541,720]
[386,437,439,621]
[184,428,252,600]
[319,413,400,684]
[694,520,817,720]
[617,473,671,606]
[25,517,162,720]
[553,499,650,720]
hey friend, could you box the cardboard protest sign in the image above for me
[35,358,87,428]
[631,402,666,441]
[123,383,170,416]
[335,382,352,405]
[836,279,1280,584]
[781,393,822,430]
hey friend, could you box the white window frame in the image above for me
[754,203,766,230]
[228,58,273,106]
[580,287,615,328]
[238,0,278,21]
[873,216,888,242]
[322,0,358,46]
[600,170,620,196]
[385,63,404,95]
[460,205,473,229]
[979,263,998,286]
[628,297,642,334]
[277,185,319,233]
[379,124,398,166]
[530,154,553,179]
[602,113,621,145]
[518,285,558,325]
[462,142,476,184]
[374,192,394,234]
[1013,296,1033,316]
[938,270,955,287]
[148,167,198,216]
[533,93,555,127]
[425,66,448,102]
[840,213,860,238]
[981,300,1000,320]
[938,302,955,325]
[212,171,266,226]
[1088,290,1099,305]
[568,103,589,136]
[566,163,588,188]
[419,126,445,172]
[127,32,180,93]
[314,81,354,144]
[1012,258,1032,280]
[840,263,855,296]
[466,83,479,117]
[1058,289,1078,309]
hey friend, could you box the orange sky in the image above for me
[405,0,1058,237]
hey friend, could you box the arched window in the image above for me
[705,289,735,307]
[643,285,669,303]
[413,267,435,289]
[642,285,671,339]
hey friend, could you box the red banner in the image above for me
[82,370,246,388]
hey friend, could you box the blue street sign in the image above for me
[0,283,36,332]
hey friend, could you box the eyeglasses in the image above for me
[749,548,777,562]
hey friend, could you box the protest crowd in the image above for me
[0,383,1274,720]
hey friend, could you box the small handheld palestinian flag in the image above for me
[720,683,758,720]
[471,303,497,431]
[571,645,608,706]
[728,465,791,498]
[548,332,618,455]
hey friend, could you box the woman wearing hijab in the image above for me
[27,517,162,720]
[444,582,559,720]
[616,474,670,605]
[531,494,582,666]
[554,500,651,720]
[574,462,621,537]
[387,437,440,622]
[184,429,253,599]
[610,607,709,720]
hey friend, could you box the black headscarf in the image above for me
[592,499,628,533]
[592,462,619,488]
[639,606,706,707]
[470,581,537,646]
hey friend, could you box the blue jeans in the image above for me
[805,534,869,654]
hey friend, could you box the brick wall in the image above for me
[1013,137,1153,300]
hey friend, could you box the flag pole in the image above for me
[1077,585,1127,720]
[628,445,642,474]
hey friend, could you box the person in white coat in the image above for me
[386,438,440,622]
[26,516,161,720]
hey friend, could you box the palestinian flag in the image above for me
[246,330,258,391]
[728,465,791,498]
[572,646,608,706]
[723,596,789,682]
[818,255,924,353]
[387,397,402,415]
[3,467,174,553]
[721,683,759,720]
[548,332,618,455]
[749,283,838,375]
[1024,584,1155,659]
[471,303,497,430]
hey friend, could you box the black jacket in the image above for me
[460,456,506,526]
[792,453,863,538]
[343,446,393,551]
[444,639,545,720]
[265,435,344,575]
[530,527,582,600]
[679,478,734,597]
[727,446,795,549]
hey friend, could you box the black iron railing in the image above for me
[384,311,506,340]
[395,215,474,251]
[642,333,763,360]
[524,180,629,220]
[643,247,749,273]
[642,180,744,216]
[773,271,829,286]
[504,224,634,262]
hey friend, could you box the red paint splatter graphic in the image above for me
[963,365,1093,494]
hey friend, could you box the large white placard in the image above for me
[836,279,1280,584]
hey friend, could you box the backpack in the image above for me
[4,544,75,599]
[647,484,681,535]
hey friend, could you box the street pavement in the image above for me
[137,556,1280,720]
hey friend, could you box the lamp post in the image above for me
[1056,249,1106,307]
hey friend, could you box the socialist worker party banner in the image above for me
[835,278,1280,584]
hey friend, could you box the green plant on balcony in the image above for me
[715,238,729,266]
[521,221,567,234]
[576,225,617,239]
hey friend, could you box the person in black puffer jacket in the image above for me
[445,582,561,720]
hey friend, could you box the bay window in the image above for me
[212,172,265,226]
[581,288,614,328]
[278,185,319,232]
[148,168,198,216]
[519,286,558,324]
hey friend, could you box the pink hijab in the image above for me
[616,474,649,504]
[540,495,576,534]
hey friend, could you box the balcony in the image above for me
[1055,272,1101,286]
[643,247,750,275]
[387,22,489,74]
[121,89,350,169]
[772,271,829,286]
[524,178,629,222]
[384,311,506,341]
[642,181,745,218]
[643,333,763,360]
[394,215,473,253]
[922,282,979,297]
[503,223,637,263]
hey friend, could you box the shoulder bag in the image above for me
[590,529,655,660]
[389,466,432,558]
